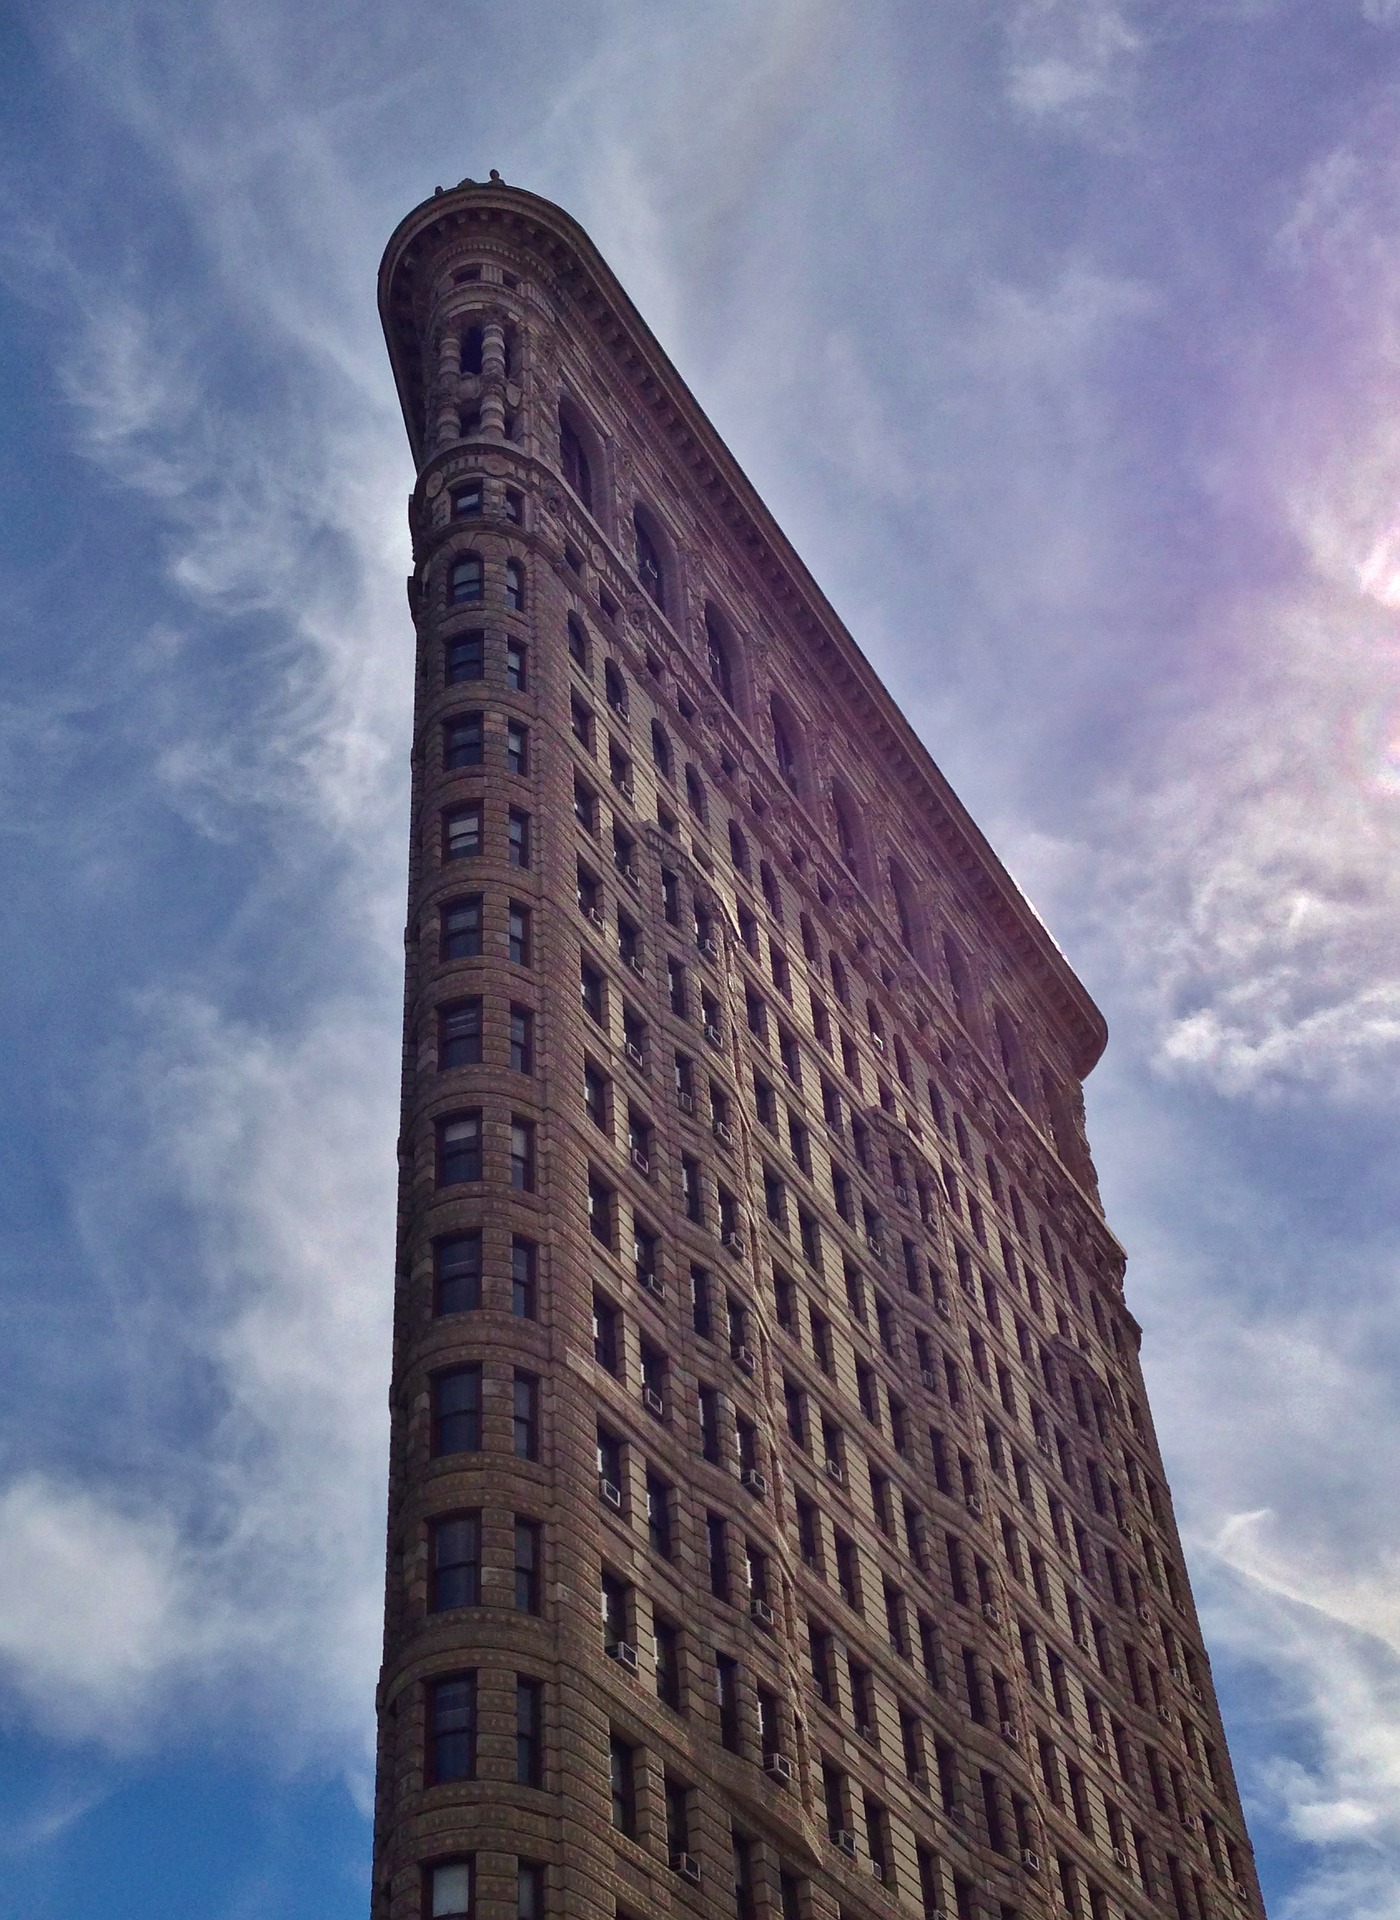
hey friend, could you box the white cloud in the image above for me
[1004,0,1144,135]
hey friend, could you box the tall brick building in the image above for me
[373,179,1264,1920]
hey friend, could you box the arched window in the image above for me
[728,820,750,875]
[605,661,629,718]
[760,862,782,921]
[705,606,735,708]
[505,560,525,613]
[894,1038,912,1088]
[830,954,850,1008]
[567,615,589,668]
[889,861,916,953]
[651,721,673,780]
[461,325,484,376]
[995,1008,1028,1104]
[771,698,800,791]
[449,555,484,606]
[943,933,973,1028]
[831,784,861,878]
[685,765,706,821]
[559,404,593,512]
[634,508,665,612]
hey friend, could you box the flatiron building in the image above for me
[373,178,1265,1920]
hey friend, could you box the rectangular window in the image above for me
[441,893,483,960]
[647,1472,674,1558]
[430,1674,477,1783]
[511,1237,537,1318]
[510,1118,535,1191]
[433,1366,482,1454]
[444,804,484,861]
[435,1233,482,1315]
[509,1006,534,1074]
[508,809,531,868]
[707,1512,730,1600]
[513,1371,539,1458]
[431,1513,481,1610]
[430,1860,474,1920]
[506,640,527,690]
[439,998,483,1069]
[515,1676,543,1786]
[609,1734,635,1835]
[716,1652,740,1750]
[438,1112,483,1185]
[655,1615,682,1709]
[446,629,485,684]
[587,1174,614,1247]
[513,1518,541,1613]
[592,1292,620,1373]
[506,720,529,775]
[580,960,605,1024]
[508,902,531,966]
[516,1864,543,1920]
[444,711,485,768]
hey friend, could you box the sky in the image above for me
[0,0,1398,1914]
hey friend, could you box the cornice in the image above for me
[380,181,1109,1077]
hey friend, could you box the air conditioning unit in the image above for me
[935,1296,952,1319]
[1190,1682,1204,1701]
[677,1090,694,1113]
[610,698,630,720]
[618,780,635,802]
[620,863,640,885]
[870,1861,885,1882]
[750,1596,776,1627]
[732,1343,757,1374]
[1137,1605,1155,1626]
[1170,1666,1188,1685]
[911,1768,931,1795]
[1112,1848,1130,1870]
[982,1600,1001,1626]
[639,1271,664,1299]
[1092,1734,1109,1756]
[624,1040,645,1067]
[999,1720,1019,1746]
[1020,1849,1041,1873]
[670,1853,701,1884]
[598,1477,623,1509]
[832,1831,856,1858]
[586,906,605,928]
[704,1023,724,1047]
[606,1641,638,1671]
[1158,1706,1174,1725]
[865,1235,884,1257]
[723,1229,744,1254]
[1073,1632,1092,1653]
[894,1185,912,1205]
[698,936,719,959]
[763,1751,794,1783]
[742,1467,768,1496]
[1180,1813,1200,1834]
[870,1034,886,1053]
[1232,1884,1251,1902]
[1118,1519,1135,1538]
[856,1721,876,1744]
[713,1118,733,1142]
[630,1147,651,1173]
[642,1386,664,1417]
[921,1368,939,1392]
[625,954,645,977]
[1035,1437,1053,1457]
[826,1458,846,1485]
[965,1494,984,1518]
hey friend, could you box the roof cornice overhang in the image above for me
[379,183,1108,1078]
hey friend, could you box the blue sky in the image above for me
[1,1,1399,1914]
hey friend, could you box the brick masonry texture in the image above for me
[373,179,1268,1920]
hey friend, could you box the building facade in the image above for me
[373,179,1265,1920]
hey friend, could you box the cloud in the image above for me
[1003,0,1144,136]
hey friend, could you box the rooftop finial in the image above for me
[489,168,503,183]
